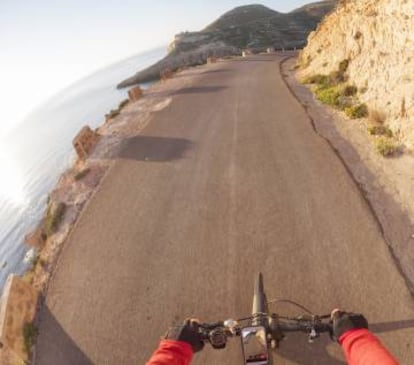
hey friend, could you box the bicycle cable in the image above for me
[267,299,314,315]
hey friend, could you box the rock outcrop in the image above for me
[299,0,414,148]
[118,1,337,88]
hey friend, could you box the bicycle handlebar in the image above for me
[276,318,332,333]
[199,315,332,348]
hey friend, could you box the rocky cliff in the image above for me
[118,1,337,88]
[299,0,414,149]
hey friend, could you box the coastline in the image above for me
[0,47,167,293]
[20,59,218,297]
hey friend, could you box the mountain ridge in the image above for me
[118,1,337,88]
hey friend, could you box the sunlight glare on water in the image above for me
[0,140,27,207]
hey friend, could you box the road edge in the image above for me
[280,55,414,298]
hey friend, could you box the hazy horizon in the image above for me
[0,0,316,136]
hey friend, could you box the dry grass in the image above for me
[368,125,393,138]
[369,109,386,125]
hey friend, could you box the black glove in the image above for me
[331,310,368,342]
[164,319,204,353]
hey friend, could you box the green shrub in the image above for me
[315,86,342,107]
[375,137,398,157]
[45,202,66,237]
[345,104,368,119]
[368,125,393,138]
[23,322,38,355]
[302,74,331,86]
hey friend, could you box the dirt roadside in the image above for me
[281,56,414,295]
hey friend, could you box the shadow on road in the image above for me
[35,306,93,365]
[173,86,227,95]
[201,69,234,75]
[230,58,277,62]
[116,136,193,162]
[371,318,414,333]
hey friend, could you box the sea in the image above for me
[0,46,166,291]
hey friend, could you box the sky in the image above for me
[0,0,313,136]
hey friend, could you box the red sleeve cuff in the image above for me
[339,329,399,365]
[146,340,193,365]
[160,340,194,356]
[339,328,368,345]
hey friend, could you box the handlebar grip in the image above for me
[277,319,332,333]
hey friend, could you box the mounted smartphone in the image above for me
[241,326,269,365]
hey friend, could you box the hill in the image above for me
[117,1,337,88]
[299,0,414,149]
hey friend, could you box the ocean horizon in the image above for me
[0,46,167,291]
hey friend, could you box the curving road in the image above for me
[35,54,414,365]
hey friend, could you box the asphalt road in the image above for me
[35,54,414,365]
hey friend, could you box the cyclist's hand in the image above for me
[164,318,204,353]
[331,309,368,342]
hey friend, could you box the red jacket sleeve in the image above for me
[146,340,193,365]
[340,329,399,365]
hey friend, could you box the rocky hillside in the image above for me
[118,1,337,88]
[299,0,414,149]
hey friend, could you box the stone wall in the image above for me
[73,126,100,160]
[128,86,143,102]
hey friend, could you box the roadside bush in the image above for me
[375,137,398,157]
[45,202,66,237]
[23,322,38,355]
[345,104,368,119]
[302,74,331,87]
[368,125,393,138]
[315,86,342,107]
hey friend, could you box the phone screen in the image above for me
[241,326,269,365]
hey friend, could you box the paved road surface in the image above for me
[35,54,414,365]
